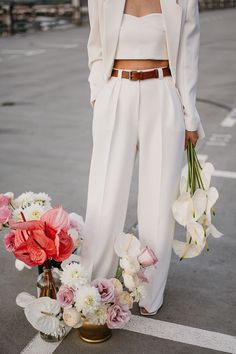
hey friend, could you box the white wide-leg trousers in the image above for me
[80,68,185,312]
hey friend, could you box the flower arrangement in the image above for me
[1,190,158,341]
[172,142,223,260]
[16,232,158,336]
[56,232,158,330]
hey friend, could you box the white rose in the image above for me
[123,272,140,291]
[120,255,140,275]
[63,308,83,328]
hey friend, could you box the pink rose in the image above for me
[57,285,75,308]
[106,303,131,329]
[137,245,158,267]
[0,194,10,207]
[91,278,115,303]
[4,231,16,252]
[0,205,11,225]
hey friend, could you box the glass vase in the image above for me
[36,265,66,342]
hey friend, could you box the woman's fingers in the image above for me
[184,130,199,150]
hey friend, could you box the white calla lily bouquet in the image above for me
[172,141,223,260]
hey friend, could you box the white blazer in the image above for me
[87,0,205,140]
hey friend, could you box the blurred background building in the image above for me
[0,0,236,36]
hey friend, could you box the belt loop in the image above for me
[117,69,123,79]
[157,67,164,79]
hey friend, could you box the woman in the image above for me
[80,0,205,316]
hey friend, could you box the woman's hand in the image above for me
[184,130,199,150]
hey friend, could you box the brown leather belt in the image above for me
[111,66,171,81]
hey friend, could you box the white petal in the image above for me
[24,297,61,334]
[114,232,141,257]
[192,189,207,220]
[172,192,193,226]
[15,259,32,271]
[16,292,36,308]
[61,254,81,270]
[209,223,224,238]
[179,175,188,195]
[187,221,205,245]
[206,187,219,220]
[200,162,215,190]
[172,239,204,259]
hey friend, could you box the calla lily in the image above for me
[172,238,206,259]
[172,188,207,227]
[16,292,36,308]
[207,223,223,238]
[200,162,215,190]
[24,297,61,335]
[186,221,205,245]
[114,232,141,258]
[205,187,219,222]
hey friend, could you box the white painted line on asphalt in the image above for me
[26,50,46,56]
[206,133,232,147]
[221,108,236,127]
[21,328,71,354]
[63,44,79,49]
[21,316,236,354]
[213,169,236,179]
[124,315,236,354]
[183,154,236,179]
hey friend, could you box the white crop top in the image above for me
[115,13,169,60]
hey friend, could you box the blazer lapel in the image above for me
[103,0,183,83]
[103,0,126,78]
[160,0,183,82]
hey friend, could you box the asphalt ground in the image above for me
[0,8,236,354]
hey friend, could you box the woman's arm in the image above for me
[177,0,205,140]
[87,0,106,108]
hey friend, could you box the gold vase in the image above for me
[78,320,112,343]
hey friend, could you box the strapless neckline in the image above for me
[123,13,163,19]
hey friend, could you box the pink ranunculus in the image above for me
[91,278,115,303]
[41,205,70,232]
[57,285,75,308]
[136,270,149,283]
[0,194,10,207]
[106,303,131,329]
[0,205,11,224]
[4,230,16,252]
[137,245,158,267]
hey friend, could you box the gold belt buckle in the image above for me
[128,70,139,80]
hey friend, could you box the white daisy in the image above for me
[33,192,52,205]
[85,304,108,325]
[75,286,101,316]
[13,191,35,209]
[60,263,89,288]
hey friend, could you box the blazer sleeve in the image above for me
[87,0,106,108]
[177,0,205,140]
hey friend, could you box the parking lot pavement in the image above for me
[0,8,236,354]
